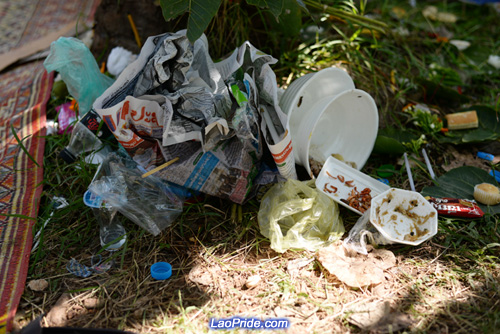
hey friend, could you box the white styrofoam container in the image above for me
[315,156,390,215]
[370,188,438,245]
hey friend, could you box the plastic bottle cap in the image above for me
[151,262,172,280]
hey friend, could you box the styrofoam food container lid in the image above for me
[315,156,390,215]
[370,188,438,246]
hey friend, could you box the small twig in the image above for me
[127,14,142,48]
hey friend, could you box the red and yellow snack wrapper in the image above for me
[425,197,484,218]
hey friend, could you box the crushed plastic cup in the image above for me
[369,188,438,246]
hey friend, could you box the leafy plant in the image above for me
[404,104,443,136]
[402,134,427,155]
[159,0,387,43]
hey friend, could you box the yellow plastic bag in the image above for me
[258,179,344,253]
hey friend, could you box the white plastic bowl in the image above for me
[294,89,378,178]
[280,67,355,124]
[279,67,378,178]
[370,188,438,246]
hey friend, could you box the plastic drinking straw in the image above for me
[422,148,436,180]
[404,152,416,192]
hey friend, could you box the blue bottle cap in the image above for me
[151,262,172,280]
[477,151,494,161]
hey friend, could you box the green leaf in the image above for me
[463,44,491,64]
[438,105,500,144]
[428,63,464,87]
[371,126,419,155]
[272,0,303,37]
[372,135,406,155]
[246,0,284,20]
[421,166,500,215]
[159,0,188,21]
[187,0,223,42]
[295,0,309,14]
[159,0,223,43]
[379,126,419,144]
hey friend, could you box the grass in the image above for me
[14,0,500,333]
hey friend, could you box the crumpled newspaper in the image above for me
[93,30,293,203]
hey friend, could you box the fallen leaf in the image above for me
[45,293,70,327]
[317,242,396,288]
[28,279,49,292]
[372,284,388,297]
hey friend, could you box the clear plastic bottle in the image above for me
[84,190,126,251]
[93,207,126,251]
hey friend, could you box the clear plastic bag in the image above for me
[89,153,183,235]
[258,179,344,253]
[342,211,393,255]
[44,37,114,115]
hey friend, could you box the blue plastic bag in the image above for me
[44,37,114,116]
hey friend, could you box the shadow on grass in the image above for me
[371,237,500,333]
[19,195,268,332]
